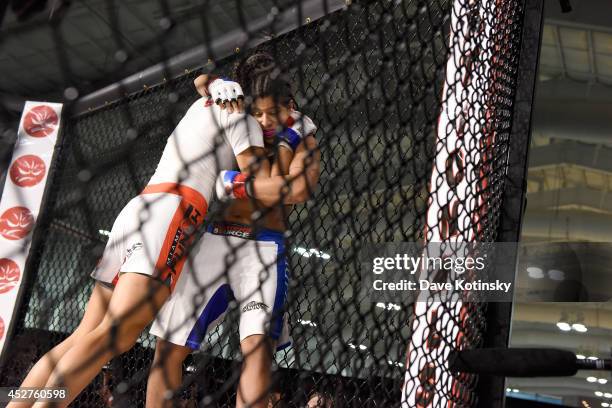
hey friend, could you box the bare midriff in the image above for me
[222,199,291,232]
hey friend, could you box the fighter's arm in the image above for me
[235,147,271,178]
[251,135,320,206]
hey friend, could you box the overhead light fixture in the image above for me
[99,229,111,236]
[556,322,571,331]
[587,376,597,383]
[595,391,603,397]
[526,266,544,279]
[597,378,607,384]
[387,360,404,367]
[293,246,331,260]
[548,269,565,281]
[577,354,586,360]
[297,319,317,327]
[588,356,599,361]
[376,302,401,311]
[572,323,588,333]
[348,342,367,351]
[604,392,612,398]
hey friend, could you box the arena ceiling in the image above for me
[514,1,612,406]
[0,0,340,107]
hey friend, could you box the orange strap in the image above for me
[141,183,208,214]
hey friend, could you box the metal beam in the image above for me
[476,0,544,406]
[527,186,612,213]
[529,141,612,173]
[522,209,612,241]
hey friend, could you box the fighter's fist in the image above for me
[277,111,317,152]
[194,74,244,113]
[215,170,251,200]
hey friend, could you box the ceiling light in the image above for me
[601,403,609,407]
[595,391,603,397]
[512,389,519,393]
[388,360,404,367]
[556,322,571,331]
[587,376,597,383]
[572,323,588,332]
[293,246,331,260]
[548,269,565,281]
[526,266,544,279]
[604,392,612,398]
[348,342,367,351]
[588,356,599,361]
[577,354,586,360]
[597,378,607,384]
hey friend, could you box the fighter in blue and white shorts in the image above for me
[150,221,291,350]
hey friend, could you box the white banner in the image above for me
[0,101,63,356]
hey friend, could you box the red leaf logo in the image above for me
[0,259,20,294]
[0,207,35,240]
[10,155,46,187]
[23,105,59,138]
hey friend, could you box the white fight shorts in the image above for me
[150,221,291,350]
[91,183,207,292]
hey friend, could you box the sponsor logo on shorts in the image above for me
[0,207,35,240]
[10,155,46,187]
[242,301,269,313]
[0,258,20,294]
[166,205,202,273]
[23,105,59,138]
[212,224,253,239]
[125,242,143,260]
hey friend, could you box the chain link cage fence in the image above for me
[0,0,538,406]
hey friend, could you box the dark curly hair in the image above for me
[233,50,293,106]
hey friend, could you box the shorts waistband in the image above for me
[207,221,284,243]
[142,183,208,215]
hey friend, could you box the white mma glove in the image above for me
[208,78,244,106]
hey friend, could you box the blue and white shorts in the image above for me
[150,221,291,351]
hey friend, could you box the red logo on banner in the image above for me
[9,155,46,187]
[23,105,59,137]
[0,259,20,294]
[0,207,35,240]
[0,316,4,340]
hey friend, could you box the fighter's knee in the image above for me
[93,319,141,355]
[241,335,273,359]
[153,339,191,366]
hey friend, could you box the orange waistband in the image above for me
[141,183,208,214]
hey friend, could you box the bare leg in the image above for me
[31,273,170,408]
[236,334,275,408]
[6,283,112,408]
[146,338,192,408]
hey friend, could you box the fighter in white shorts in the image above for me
[7,80,269,408]
[146,51,320,408]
